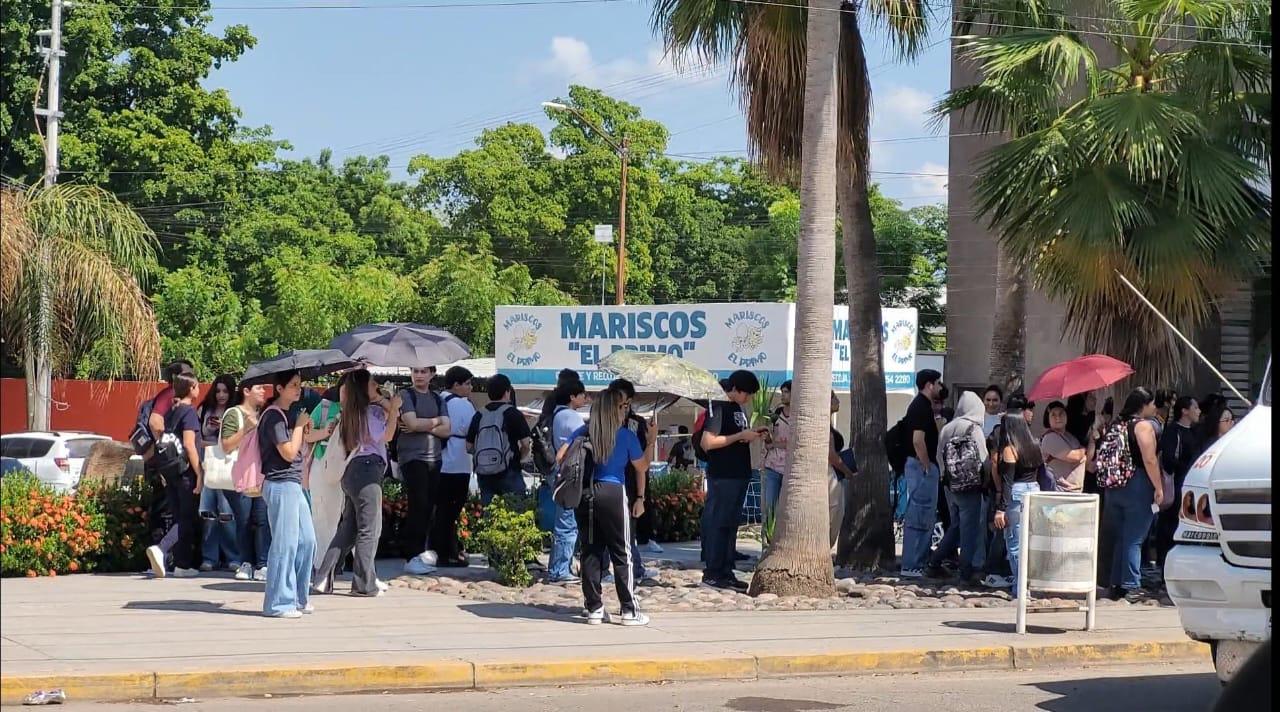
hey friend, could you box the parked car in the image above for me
[0,432,112,492]
[1,456,28,478]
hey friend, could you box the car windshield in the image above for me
[66,439,103,459]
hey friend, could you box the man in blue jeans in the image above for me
[900,369,943,579]
[699,370,764,591]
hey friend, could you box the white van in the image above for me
[1164,360,1271,683]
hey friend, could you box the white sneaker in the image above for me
[642,541,664,554]
[982,574,1014,588]
[351,588,385,598]
[234,563,253,581]
[404,556,436,576]
[417,550,439,566]
[642,567,661,582]
[268,609,303,619]
[619,610,650,626]
[301,602,315,614]
[172,567,199,579]
[253,566,268,582]
[375,579,389,592]
[585,607,609,625]
[899,568,924,579]
[146,545,166,578]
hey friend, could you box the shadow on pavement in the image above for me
[202,581,265,593]
[725,696,843,712]
[1030,672,1218,711]
[458,602,581,622]
[941,620,1069,635]
[122,599,261,617]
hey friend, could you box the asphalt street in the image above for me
[5,662,1221,711]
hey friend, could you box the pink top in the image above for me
[761,412,792,475]
[353,406,389,462]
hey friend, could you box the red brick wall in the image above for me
[0,378,166,440]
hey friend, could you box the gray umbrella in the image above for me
[241,349,359,387]
[329,322,470,368]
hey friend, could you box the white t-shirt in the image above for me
[442,393,477,474]
[551,406,587,451]
[983,412,1003,437]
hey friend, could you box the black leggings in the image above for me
[575,481,636,614]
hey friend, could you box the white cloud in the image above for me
[528,36,712,89]
[910,160,949,198]
[873,85,935,132]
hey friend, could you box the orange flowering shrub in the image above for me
[77,476,154,573]
[1,472,106,577]
[649,468,706,542]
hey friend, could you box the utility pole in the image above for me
[616,137,629,306]
[37,0,65,188]
[541,101,631,305]
[29,0,66,431]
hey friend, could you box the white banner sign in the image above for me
[495,303,917,392]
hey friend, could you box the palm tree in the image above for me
[1,183,162,429]
[749,0,840,597]
[651,0,931,571]
[935,0,1271,388]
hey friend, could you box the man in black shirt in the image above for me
[699,370,764,590]
[900,368,944,579]
[466,374,532,504]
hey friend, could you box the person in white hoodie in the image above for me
[929,391,989,582]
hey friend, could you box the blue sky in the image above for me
[207,0,953,206]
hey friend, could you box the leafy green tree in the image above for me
[150,266,270,380]
[1,0,276,206]
[936,0,1271,387]
[409,245,574,354]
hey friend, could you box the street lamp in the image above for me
[542,100,631,305]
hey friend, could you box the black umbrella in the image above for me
[241,349,360,387]
[329,322,470,368]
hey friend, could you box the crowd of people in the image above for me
[128,356,1237,622]
[895,372,1237,601]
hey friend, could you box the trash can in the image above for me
[1017,491,1101,634]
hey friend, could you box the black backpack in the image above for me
[885,417,911,475]
[151,404,190,479]
[530,406,564,479]
[552,433,593,509]
[128,396,158,458]
[691,407,710,462]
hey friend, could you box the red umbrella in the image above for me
[1026,355,1135,402]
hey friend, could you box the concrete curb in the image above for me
[0,640,1210,704]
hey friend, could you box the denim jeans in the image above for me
[478,467,525,505]
[199,487,240,567]
[548,502,578,580]
[701,477,749,581]
[930,488,984,578]
[1003,481,1040,593]
[1105,469,1157,591]
[262,479,316,617]
[234,492,271,569]
[762,468,784,525]
[900,458,940,571]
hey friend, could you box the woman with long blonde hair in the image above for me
[560,388,654,626]
[312,369,399,597]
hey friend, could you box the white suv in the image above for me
[0,432,112,492]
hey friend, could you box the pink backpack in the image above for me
[232,405,285,497]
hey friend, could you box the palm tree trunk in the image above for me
[749,0,840,598]
[832,7,893,570]
[835,160,894,569]
[988,246,1027,394]
[26,255,53,431]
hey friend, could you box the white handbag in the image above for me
[202,441,237,490]
[201,406,241,491]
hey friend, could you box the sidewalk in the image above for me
[0,557,1206,705]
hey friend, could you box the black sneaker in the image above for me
[924,564,948,579]
[700,577,736,590]
[728,577,749,591]
[734,551,750,561]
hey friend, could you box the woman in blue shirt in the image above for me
[562,388,653,626]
